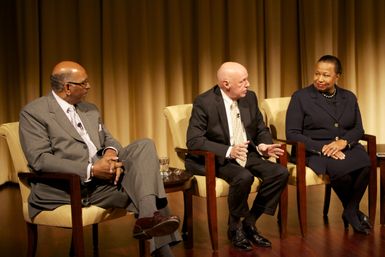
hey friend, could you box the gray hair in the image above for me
[50,73,70,92]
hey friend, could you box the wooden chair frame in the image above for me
[18,171,145,257]
[174,144,288,251]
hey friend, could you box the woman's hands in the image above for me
[322,139,348,160]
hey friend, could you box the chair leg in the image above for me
[323,184,332,223]
[206,195,218,251]
[182,184,194,249]
[138,239,146,257]
[92,224,99,253]
[70,224,85,257]
[368,163,377,224]
[297,183,307,237]
[26,223,37,257]
[278,185,288,238]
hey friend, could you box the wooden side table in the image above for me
[139,169,195,256]
[163,168,195,248]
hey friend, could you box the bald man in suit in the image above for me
[19,61,180,257]
[186,62,288,251]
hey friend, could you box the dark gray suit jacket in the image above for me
[186,85,273,174]
[285,85,370,179]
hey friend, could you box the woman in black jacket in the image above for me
[286,55,372,234]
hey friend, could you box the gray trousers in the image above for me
[58,138,181,252]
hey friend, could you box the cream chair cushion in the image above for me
[31,205,127,227]
[260,97,329,186]
[163,104,260,198]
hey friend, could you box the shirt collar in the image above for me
[220,88,234,108]
[52,90,74,113]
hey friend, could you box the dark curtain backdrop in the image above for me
[1,0,384,167]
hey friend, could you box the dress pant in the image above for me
[217,152,289,218]
[86,138,181,253]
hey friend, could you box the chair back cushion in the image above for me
[261,98,329,186]
[0,122,28,184]
[163,104,192,149]
[163,104,192,169]
[260,97,291,141]
[0,122,32,221]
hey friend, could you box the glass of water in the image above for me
[159,157,170,178]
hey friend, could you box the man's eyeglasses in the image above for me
[66,80,90,88]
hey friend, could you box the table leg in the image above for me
[182,181,194,249]
[380,160,385,225]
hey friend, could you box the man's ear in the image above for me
[223,80,230,90]
[65,83,72,95]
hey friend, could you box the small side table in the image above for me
[163,168,195,248]
[139,169,195,256]
[378,144,385,224]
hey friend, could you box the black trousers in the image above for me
[217,152,289,218]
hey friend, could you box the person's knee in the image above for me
[132,138,156,152]
[235,172,254,187]
[137,138,155,147]
[275,166,289,182]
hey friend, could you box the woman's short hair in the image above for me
[318,55,342,75]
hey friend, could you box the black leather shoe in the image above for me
[227,227,253,251]
[358,210,372,229]
[243,224,272,247]
[342,211,370,235]
[133,211,180,240]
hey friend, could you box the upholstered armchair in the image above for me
[261,97,377,236]
[0,122,143,257]
[163,104,288,252]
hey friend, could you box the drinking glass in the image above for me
[159,157,170,178]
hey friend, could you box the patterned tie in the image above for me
[67,106,98,161]
[230,101,247,167]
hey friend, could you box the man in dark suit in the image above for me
[286,55,372,234]
[186,62,289,250]
[19,61,180,257]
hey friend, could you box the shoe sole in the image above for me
[250,242,272,248]
[231,245,253,251]
[133,218,180,240]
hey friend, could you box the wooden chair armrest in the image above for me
[175,147,216,177]
[285,141,307,187]
[18,171,83,228]
[175,147,216,196]
[277,143,288,167]
[360,133,377,165]
[361,133,376,143]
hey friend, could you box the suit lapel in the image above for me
[214,86,231,144]
[47,94,84,142]
[238,98,251,139]
[310,85,341,120]
[335,88,348,120]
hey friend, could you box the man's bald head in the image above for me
[217,62,247,85]
[50,61,87,92]
[50,61,90,105]
[217,62,249,100]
